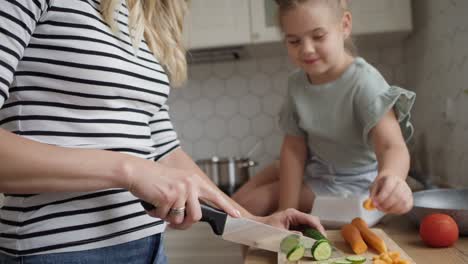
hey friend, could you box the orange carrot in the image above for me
[341,223,368,254]
[373,260,387,264]
[351,217,387,254]
[363,198,376,210]
[396,260,410,264]
[388,251,401,261]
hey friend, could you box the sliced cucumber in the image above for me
[304,228,327,241]
[311,239,332,261]
[286,244,305,262]
[345,256,366,264]
[280,234,301,254]
[300,237,314,249]
[333,260,353,264]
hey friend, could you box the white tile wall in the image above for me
[169,41,408,173]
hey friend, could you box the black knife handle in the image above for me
[140,200,227,236]
[199,202,228,236]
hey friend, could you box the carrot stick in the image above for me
[351,217,387,254]
[363,198,376,210]
[341,223,368,254]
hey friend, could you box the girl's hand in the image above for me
[370,175,413,214]
[126,160,240,230]
[257,208,326,237]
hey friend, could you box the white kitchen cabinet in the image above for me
[185,0,413,49]
[249,0,282,44]
[249,0,413,44]
[184,0,251,50]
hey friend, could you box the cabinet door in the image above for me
[184,0,251,50]
[349,0,412,35]
[249,0,282,44]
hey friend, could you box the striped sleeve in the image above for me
[150,104,180,161]
[0,0,50,107]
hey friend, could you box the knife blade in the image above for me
[140,201,344,258]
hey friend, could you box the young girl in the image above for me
[0,0,324,262]
[233,0,415,218]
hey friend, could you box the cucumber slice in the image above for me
[311,239,332,261]
[304,228,327,241]
[345,256,366,264]
[286,244,305,262]
[300,237,314,249]
[280,234,301,254]
[333,260,353,264]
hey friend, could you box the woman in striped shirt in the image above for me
[0,0,324,263]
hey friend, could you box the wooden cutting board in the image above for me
[246,228,415,264]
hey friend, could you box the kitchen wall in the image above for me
[405,0,468,187]
[168,41,408,174]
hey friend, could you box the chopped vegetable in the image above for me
[345,255,366,264]
[333,260,353,264]
[395,260,410,264]
[311,239,332,261]
[280,234,301,254]
[286,244,305,262]
[373,260,387,264]
[363,198,376,210]
[304,228,327,241]
[341,224,368,254]
[351,217,387,254]
[388,251,401,262]
[281,234,306,261]
[372,251,411,264]
[301,237,314,249]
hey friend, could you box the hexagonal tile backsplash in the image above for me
[169,43,407,174]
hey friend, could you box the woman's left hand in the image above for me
[370,175,413,214]
[257,208,326,237]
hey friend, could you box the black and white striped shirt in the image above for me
[0,0,180,256]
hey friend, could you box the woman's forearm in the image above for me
[278,136,307,211]
[0,128,139,193]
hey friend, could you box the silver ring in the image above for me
[169,207,186,215]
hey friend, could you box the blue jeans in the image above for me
[0,234,167,264]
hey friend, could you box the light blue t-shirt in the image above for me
[279,57,416,172]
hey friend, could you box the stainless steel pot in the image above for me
[196,157,257,195]
[408,188,468,235]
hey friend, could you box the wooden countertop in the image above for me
[244,215,468,264]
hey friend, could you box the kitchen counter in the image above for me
[244,215,468,264]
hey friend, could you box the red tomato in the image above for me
[419,213,459,247]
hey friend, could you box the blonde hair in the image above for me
[275,0,357,56]
[101,0,188,87]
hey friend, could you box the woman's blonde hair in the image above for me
[275,0,357,56]
[101,0,188,87]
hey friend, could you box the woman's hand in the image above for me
[125,159,240,230]
[257,208,326,236]
[370,175,413,214]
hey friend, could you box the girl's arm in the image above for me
[278,135,308,211]
[369,110,413,214]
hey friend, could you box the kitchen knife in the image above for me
[140,201,344,258]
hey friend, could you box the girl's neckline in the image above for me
[304,57,364,90]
